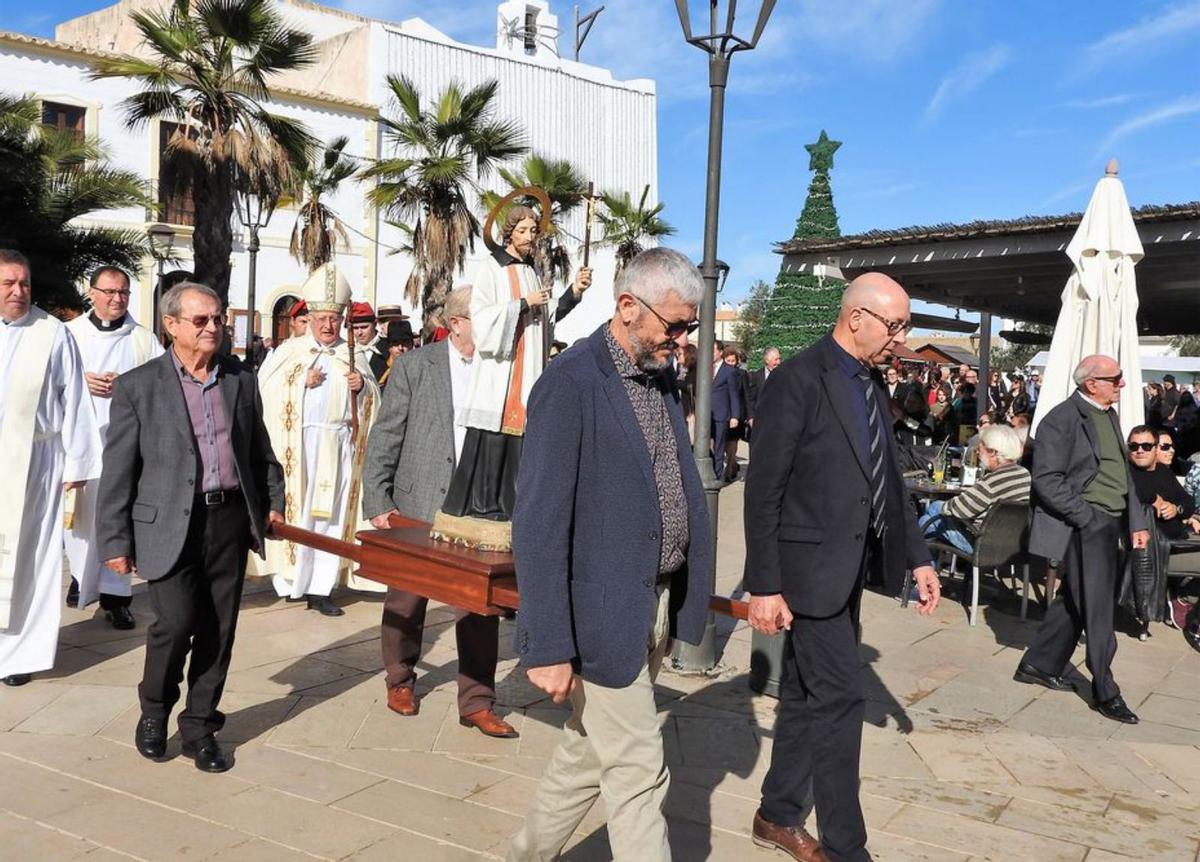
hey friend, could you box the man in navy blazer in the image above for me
[711,340,743,479]
[744,273,941,862]
[508,248,710,861]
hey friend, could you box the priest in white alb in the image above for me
[63,265,163,628]
[255,264,381,615]
[0,249,103,686]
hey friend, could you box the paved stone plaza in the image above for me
[3,481,1199,861]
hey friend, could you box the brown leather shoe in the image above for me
[386,685,418,716]
[459,709,519,739]
[752,811,828,862]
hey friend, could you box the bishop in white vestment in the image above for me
[0,252,102,684]
[256,265,381,614]
[63,267,163,623]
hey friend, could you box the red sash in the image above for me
[500,265,527,435]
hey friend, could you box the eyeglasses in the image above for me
[1091,372,1123,384]
[92,287,131,298]
[1159,442,1174,451]
[173,313,225,330]
[1128,441,1156,452]
[858,306,913,337]
[634,296,699,337]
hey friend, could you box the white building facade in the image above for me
[2,0,657,345]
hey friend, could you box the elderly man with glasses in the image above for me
[1014,354,1149,725]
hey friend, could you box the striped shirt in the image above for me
[944,462,1031,533]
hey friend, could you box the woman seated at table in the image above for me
[918,424,1031,554]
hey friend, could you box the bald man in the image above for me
[745,273,941,862]
[1014,354,1148,725]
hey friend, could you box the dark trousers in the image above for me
[760,586,869,862]
[711,418,730,478]
[138,497,250,743]
[381,587,499,716]
[1024,508,1122,702]
[67,578,132,609]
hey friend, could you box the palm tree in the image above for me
[290,136,356,273]
[596,184,676,280]
[0,93,150,312]
[362,75,526,322]
[483,154,588,287]
[91,0,317,302]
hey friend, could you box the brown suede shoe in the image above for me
[387,685,418,716]
[752,811,828,862]
[459,709,519,739]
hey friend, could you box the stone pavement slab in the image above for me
[3,479,1199,860]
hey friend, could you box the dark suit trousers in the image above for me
[711,419,730,478]
[381,587,499,716]
[138,497,250,743]
[1024,509,1122,702]
[760,583,869,862]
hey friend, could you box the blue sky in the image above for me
[18,0,1200,306]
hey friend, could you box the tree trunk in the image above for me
[191,163,235,303]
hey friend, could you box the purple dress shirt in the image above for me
[170,349,238,493]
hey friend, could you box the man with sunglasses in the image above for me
[63,266,163,627]
[744,272,940,862]
[97,281,284,771]
[1015,354,1148,725]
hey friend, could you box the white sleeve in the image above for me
[57,328,104,482]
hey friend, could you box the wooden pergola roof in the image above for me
[775,202,1200,335]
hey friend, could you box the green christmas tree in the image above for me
[752,130,845,366]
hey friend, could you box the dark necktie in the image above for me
[856,369,888,538]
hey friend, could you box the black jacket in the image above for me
[744,335,931,615]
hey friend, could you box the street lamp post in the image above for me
[146,222,176,340]
[671,0,776,673]
[233,168,280,371]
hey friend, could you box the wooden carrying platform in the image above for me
[270,516,748,620]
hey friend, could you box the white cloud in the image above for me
[796,0,940,60]
[1094,93,1200,159]
[1063,94,1136,110]
[1082,2,1200,70]
[924,44,1012,120]
[844,181,921,201]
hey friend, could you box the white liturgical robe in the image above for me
[63,313,162,607]
[0,308,102,677]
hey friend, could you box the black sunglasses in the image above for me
[1128,441,1156,452]
[1091,372,1123,384]
[634,295,699,337]
[1160,442,1174,451]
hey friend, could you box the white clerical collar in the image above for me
[2,309,31,326]
[447,338,472,365]
[308,333,343,352]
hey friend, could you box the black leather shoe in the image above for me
[65,579,79,608]
[306,595,344,617]
[106,606,136,630]
[2,674,31,687]
[181,736,231,772]
[135,716,168,759]
[1013,661,1074,692]
[1095,695,1139,724]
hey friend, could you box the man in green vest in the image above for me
[1015,354,1149,724]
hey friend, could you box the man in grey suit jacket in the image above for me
[97,283,284,772]
[1015,354,1148,725]
[362,286,516,738]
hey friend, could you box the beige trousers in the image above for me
[508,584,673,862]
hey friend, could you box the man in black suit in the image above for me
[746,346,781,432]
[744,273,941,862]
[711,340,743,479]
[98,282,284,773]
[1014,354,1148,724]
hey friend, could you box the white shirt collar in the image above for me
[1078,391,1110,412]
[447,338,472,364]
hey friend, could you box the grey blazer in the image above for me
[1028,390,1148,560]
[362,340,456,523]
[96,352,285,580]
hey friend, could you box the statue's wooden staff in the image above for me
[582,181,596,270]
[483,186,555,369]
[345,311,359,441]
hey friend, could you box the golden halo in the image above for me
[482,185,553,253]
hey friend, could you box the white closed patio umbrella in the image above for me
[1031,159,1145,438]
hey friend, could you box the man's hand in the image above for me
[911,565,941,615]
[264,511,284,540]
[105,556,134,575]
[572,267,593,297]
[1131,530,1150,550]
[370,509,399,529]
[748,594,793,636]
[85,371,117,398]
[524,287,551,308]
[526,662,576,704]
[63,480,86,491]
[306,368,326,389]
[729,417,739,429]
[347,371,364,393]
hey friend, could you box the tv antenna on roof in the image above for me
[574,5,605,61]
